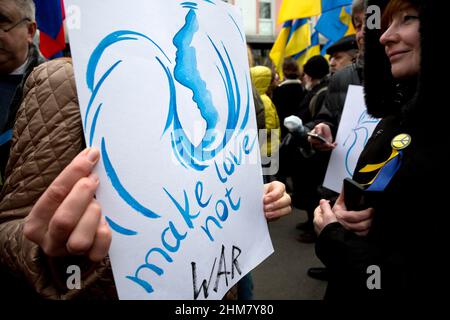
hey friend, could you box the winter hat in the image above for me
[303,55,329,80]
[326,35,358,56]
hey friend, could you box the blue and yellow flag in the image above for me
[278,0,352,23]
[269,21,294,77]
[315,5,355,44]
[271,1,355,75]
[294,31,321,67]
[284,19,311,57]
[270,18,311,77]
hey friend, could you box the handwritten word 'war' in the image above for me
[126,133,257,295]
[192,244,242,300]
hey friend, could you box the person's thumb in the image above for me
[319,199,334,219]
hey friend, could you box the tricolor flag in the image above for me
[34,0,66,59]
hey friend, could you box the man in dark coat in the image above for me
[288,55,330,243]
[272,58,305,140]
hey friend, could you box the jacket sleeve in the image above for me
[315,222,375,294]
[260,96,280,157]
[308,66,359,136]
[0,59,116,299]
[251,82,266,130]
[305,80,341,134]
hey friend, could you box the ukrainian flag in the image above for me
[285,19,311,57]
[270,18,311,77]
[271,1,355,74]
[315,5,355,50]
[294,31,321,67]
[269,21,294,77]
[278,0,353,23]
[341,5,356,36]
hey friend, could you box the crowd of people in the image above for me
[0,0,444,302]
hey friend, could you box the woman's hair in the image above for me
[381,0,418,31]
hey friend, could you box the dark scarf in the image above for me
[0,74,24,133]
[1,44,45,183]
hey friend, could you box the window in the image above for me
[259,0,273,36]
[259,1,271,19]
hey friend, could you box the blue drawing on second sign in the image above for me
[343,110,380,177]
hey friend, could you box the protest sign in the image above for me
[65,0,273,300]
[323,85,380,193]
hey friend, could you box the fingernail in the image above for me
[90,173,100,184]
[86,148,100,163]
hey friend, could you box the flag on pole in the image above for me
[315,5,355,47]
[269,21,293,77]
[315,7,348,43]
[294,31,321,67]
[271,1,355,76]
[278,0,352,24]
[322,0,353,12]
[341,5,356,36]
[284,19,311,57]
[34,0,66,59]
[278,0,321,23]
[269,19,312,77]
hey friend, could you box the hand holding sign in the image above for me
[66,0,276,299]
[24,148,112,262]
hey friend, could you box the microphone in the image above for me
[283,116,315,158]
[283,115,307,138]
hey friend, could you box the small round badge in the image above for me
[391,133,411,150]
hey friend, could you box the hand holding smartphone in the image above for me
[307,131,328,144]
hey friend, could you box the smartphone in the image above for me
[307,132,328,144]
[343,178,365,211]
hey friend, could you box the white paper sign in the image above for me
[65,0,273,300]
[323,85,380,193]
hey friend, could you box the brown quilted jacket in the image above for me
[0,59,117,300]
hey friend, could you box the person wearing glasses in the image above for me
[0,0,43,184]
[0,0,44,299]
